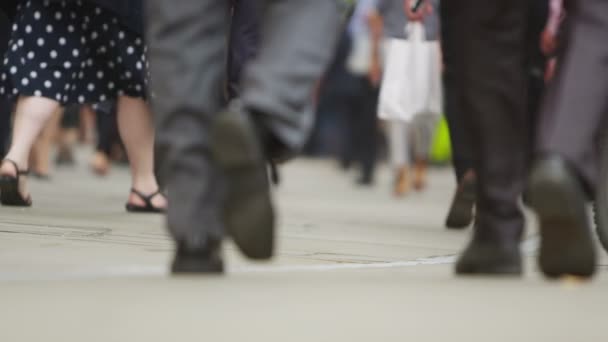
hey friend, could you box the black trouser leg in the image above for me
[525,0,549,168]
[440,3,475,182]
[459,0,529,240]
[353,77,379,183]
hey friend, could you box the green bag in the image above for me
[429,116,452,164]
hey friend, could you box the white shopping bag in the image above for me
[378,38,409,121]
[378,22,443,122]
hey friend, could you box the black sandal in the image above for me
[0,159,32,207]
[125,188,166,213]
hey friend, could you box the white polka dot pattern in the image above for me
[0,0,149,105]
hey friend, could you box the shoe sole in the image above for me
[172,257,225,274]
[528,161,596,279]
[210,109,274,260]
[445,180,475,229]
[125,204,165,214]
[456,257,522,275]
[455,243,522,276]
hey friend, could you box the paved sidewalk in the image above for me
[0,155,605,341]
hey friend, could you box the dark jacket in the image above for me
[1,0,143,35]
[0,0,17,18]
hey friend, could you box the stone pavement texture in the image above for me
[0,154,606,341]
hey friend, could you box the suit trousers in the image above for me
[537,0,608,197]
[340,75,379,181]
[445,0,529,240]
[439,2,474,182]
[525,0,549,166]
[227,0,261,100]
[146,0,341,248]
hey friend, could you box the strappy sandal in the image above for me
[0,159,33,207]
[125,188,166,213]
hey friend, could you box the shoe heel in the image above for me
[0,176,21,206]
[446,180,476,229]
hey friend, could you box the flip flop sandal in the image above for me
[0,159,33,207]
[125,188,166,213]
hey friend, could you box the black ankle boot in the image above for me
[455,236,522,275]
[445,175,476,229]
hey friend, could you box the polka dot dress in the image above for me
[0,0,149,105]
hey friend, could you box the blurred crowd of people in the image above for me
[311,0,443,194]
[0,0,604,280]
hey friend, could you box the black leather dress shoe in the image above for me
[210,103,274,260]
[171,241,224,274]
[528,155,596,279]
[445,176,476,229]
[456,236,522,275]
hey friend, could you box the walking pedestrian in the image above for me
[146,0,342,273]
[339,0,383,186]
[0,0,166,212]
[440,0,477,230]
[450,0,597,279]
[377,0,441,196]
[528,0,599,278]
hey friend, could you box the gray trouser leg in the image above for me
[388,120,410,169]
[146,0,228,248]
[410,113,439,160]
[241,0,342,151]
[538,0,608,195]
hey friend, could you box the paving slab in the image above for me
[0,154,606,341]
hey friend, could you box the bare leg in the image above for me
[56,127,78,165]
[31,108,62,177]
[413,158,428,191]
[1,96,61,197]
[79,105,95,144]
[90,150,111,176]
[117,96,167,209]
